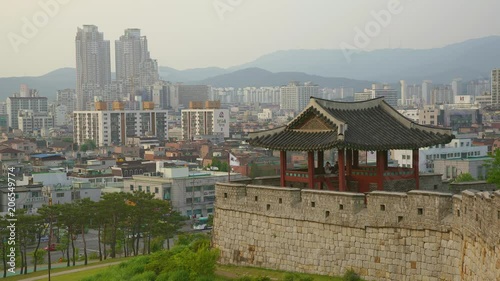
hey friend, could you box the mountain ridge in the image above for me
[1,36,500,100]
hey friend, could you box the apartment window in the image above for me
[138,185,142,192]
[56,193,64,198]
[204,196,215,202]
[194,197,201,203]
[146,186,150,192]
[380,205,386,211]
[155,187,159,194]
[203,185,215,191]
[194,186,201,192]
[186,187,192,193]
[186,198,192,204]
[130,185,134,191]
[418,208,424,215]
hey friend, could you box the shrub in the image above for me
[89,252,100,260]
[283,273,314,281]
[237,276,252,281]
[195,276,216,281]
[342,269,362,281]
[30,250,45,264]
[168,270,190,281]
[130,271,156,281]
[255,277,271,281]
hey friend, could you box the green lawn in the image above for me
[216,264,344,281]
[2,260,350,281]
[1,257,131,281]
[50,267,111,281]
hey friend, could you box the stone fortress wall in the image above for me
[213,182,500,281]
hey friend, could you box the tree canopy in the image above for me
[485,149,500,189]
[80,139,97,152]
[453,173,476,183]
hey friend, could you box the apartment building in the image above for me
[181,101,229,140]
[73,101,168,146]
[392,138,488,173]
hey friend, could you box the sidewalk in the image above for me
[17,261,122,281]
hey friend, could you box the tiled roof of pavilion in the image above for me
[248,97,454,151]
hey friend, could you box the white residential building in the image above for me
[73,102,168,147]
[492,69,500,105]
[6,96,48,129]
[257,109,273,121]
[280,81,319,112]
[355,84,397,107]
[397,109,419,122]
[181,108,229,140]
[392,138,488,173]
[17,110,54,134]
[115,28,159,92]
[56,89,76,113]
[75,25,111,111]
[124,163,244,217]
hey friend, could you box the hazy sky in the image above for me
[1,0,500,77]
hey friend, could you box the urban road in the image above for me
[7,224,201,277]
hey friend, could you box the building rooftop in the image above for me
[248,97,454,151]
[31,153,63,159]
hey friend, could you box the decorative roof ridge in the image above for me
[248,126,286,139]
[310,98,346,124]
[312,96,384,110]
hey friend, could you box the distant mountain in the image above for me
[2,36,500,101]
[190,67,373,90]
[0,68,75,100]
[159,66,228,82]
[230,36,500,83]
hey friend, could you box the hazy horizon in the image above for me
[2,0,500,77]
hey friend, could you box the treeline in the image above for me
[0,192,185,276]
[82,233,219,281]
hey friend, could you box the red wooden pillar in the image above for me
[353,150,359,169]
[308,151,315,189]
[318,150,324,189]
[412,149,420,189]
[383,150,388,169]
[346,149,353,176]
[317,151,324,169]
[338,148,346,191]
[376,151,386,190]
[280,150,287,187]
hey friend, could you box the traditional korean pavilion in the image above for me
[247,97,454,193]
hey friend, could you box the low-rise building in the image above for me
[123,162,244,217]
[392,138,488,173]
[433,157,490,180]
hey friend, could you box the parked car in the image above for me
[44,244,56,251]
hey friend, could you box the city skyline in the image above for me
[2,0,500,77]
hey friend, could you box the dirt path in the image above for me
[18,261,122,281]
